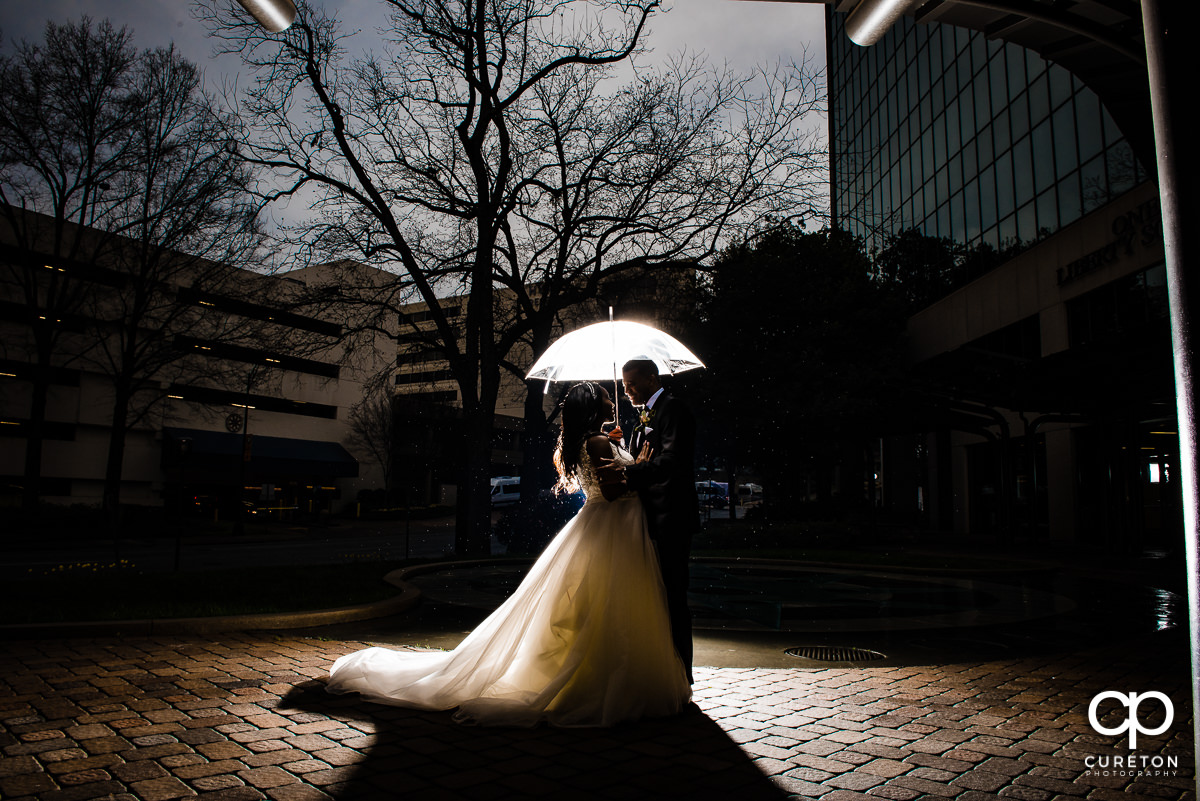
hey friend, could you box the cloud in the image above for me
[648,0,825,72]
[3,0,825,77]
[3,0,830,242]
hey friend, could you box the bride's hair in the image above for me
[553,381,608,494]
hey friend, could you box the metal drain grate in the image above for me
[785,646,887,662]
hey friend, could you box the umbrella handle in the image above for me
[605,377,620,436]
[610,307,619,428]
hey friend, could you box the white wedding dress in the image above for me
[326,441,691,727]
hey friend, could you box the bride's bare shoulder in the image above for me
[583,434,614,464]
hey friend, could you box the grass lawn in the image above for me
[2,560,409,625]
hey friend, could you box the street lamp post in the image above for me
[233,370,255,536]
[1140,1,1199,788]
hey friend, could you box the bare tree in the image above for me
[345,387,400,494]
[490,54,825,492]
[200,0,824,556]
[80,45,264,521]
[0,19,265,519]
[0,19,140,511]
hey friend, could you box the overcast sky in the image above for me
[2,0,825,89]
[2,0,829,250]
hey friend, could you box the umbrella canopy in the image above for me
[526,320,705,384]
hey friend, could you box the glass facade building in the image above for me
[825,9,1175,549]
[827,10,1149,255]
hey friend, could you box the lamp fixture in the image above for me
[844,0,925,46]
[235,0,298,33]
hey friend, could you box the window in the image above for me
[828,7,1147,260]
[1067,264,1169,347]
[175,336,340,379]
[395,369,454,385]
[167,384,338,419]
[1053,102,1077,180]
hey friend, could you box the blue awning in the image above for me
[163,427,358,480]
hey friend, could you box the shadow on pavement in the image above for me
[279,681,789,800]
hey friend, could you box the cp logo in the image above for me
[1088,691,1174,749]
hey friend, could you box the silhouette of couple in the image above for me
[327,360,700,726]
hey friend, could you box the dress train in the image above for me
[326,446,690,727]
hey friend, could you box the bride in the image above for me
[325,381,691,726]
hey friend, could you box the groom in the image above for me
[616,359,700,684]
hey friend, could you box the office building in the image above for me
[826,6,1174,549]
[0,213,387,520]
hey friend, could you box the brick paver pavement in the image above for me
[1,632,1193,800]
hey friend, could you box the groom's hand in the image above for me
[596,459,626,486]
[635,442,653,464]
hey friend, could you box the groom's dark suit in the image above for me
[623,390,700,683]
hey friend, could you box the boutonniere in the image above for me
[636,407,656,431]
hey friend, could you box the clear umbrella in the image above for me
[526,309,705,426]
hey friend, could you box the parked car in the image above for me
[490,476,521,507]
[695,480,729,510]
[735,483,764,508]
[494,487,585,554]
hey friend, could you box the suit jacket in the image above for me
[624,391,700,542]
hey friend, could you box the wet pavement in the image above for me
[1,536,1195,800]
[339,553,1186,671]
[0,627,1192,800]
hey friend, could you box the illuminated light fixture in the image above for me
[167,394,184,399]
[232,403,256,409]
[265,357,281,363]
[0,420,18,425]
[0,372,16,378]
[844,0,926,46]
[199,300,215,307]
[236,0,297,33]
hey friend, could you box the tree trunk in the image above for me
[519,320,557,503]
[815,449,835,510]
[455,407,496,558]
[728,420,739,522]
[21,357,51,516]
[519,383,555,504]
[102,384,132,527]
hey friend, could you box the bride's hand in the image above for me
[596,458,626,485]
[635,442,653,464]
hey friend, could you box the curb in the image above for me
[690,555,1060,575]
[384,556,534,583]
[0,555,1054,640]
